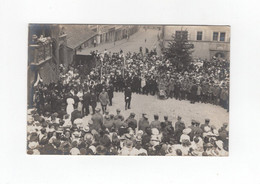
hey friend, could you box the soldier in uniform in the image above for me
[174,116,186,143]
[220,86,229,111]
[125,112,137,131]
[150,114,161,130]
[200,118,210,131]
[114,109,124,121]
[137,113,149,133]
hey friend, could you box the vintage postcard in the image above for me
[27,24,229,156]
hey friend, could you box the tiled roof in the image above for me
[61,25,97,49]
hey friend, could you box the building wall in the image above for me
[163,25,230,60]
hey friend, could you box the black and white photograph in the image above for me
[1,0,260,183]
[27,24,230,156]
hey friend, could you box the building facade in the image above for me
[88,25,139,45]
[28,24,97,107]
[163,25,230,60]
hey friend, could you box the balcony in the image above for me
[29,42,52,66]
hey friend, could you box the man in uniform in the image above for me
[174,116,186,143]
[90,108,103,132]
[150,114,161,130]
[125,112,137,131]
[218,122,229,151]
[99,88,109,114]
[114,109,124,121]
[200,118,210,131]
[138,113,150,132]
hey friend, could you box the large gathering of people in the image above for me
[28,48,229,156]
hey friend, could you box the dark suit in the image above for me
[83,92,91,116]
[107,85,114,105]
[71,109,82,124]
[124,87,132,109]
[90,93,97,114]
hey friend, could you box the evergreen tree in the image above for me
[164,31,194,71]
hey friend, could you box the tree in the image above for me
[164,31,194,71]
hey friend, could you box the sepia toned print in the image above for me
[27,24,229,156]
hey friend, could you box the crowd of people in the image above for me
[89,49,229,110]
[27,108,229,156]
[28,48,229,156]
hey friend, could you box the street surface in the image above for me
[83,92,229,130]
[80,28,161,54]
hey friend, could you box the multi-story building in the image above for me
[88,25,139,44]
[27,24,97,107]
[162,25,230,60]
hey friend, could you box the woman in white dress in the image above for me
[77,89,84,116]
[66,97,75,117]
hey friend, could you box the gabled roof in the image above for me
[61,25,97,49]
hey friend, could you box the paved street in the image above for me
[82,92,229,130]
[80,28,162,55]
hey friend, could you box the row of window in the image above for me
[175,31,226,41]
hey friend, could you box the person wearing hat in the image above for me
[103,114,113,131]
[218,122,229,150]
[201,81,209,103]
[113,114,126,132]
[200,118,210,132]
[190,81,198,104]
[124,86,132,110]
[163,115,174,131]
[107,83,114,106]
[190,136,204,156]
[220,86,229,111]
[99,88,109,114]
[174,80,181,100]
[212,83,221,105]
[180,128,192,143]
[70,105,82,124]
[90,108,103,132]
[120,139,137,156]
[83,89,91,116]
[196,83,202,103]
[138,113,149,132]
[150,114,160,130]
[193,121,203,137]
[174,116,186,143]
[90,90,97,115]
[125,113,137,131]
[215,140,228,156]
[188,120,197,141]
[114,109,124,121]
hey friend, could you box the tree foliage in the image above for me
[164,31,194,70]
